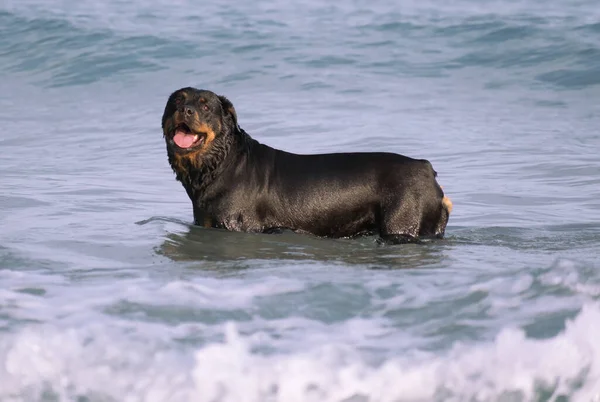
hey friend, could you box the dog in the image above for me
[161,87,452,244]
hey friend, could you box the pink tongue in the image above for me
[173,130,197,148]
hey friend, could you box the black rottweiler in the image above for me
[161,87,453,244]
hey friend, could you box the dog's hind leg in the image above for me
[378,195,422,245]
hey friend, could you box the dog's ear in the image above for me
[218,95,238,129]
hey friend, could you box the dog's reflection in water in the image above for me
[156,221,448,270]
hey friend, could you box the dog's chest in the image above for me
[215,211,273,233]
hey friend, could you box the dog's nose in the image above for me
[183,106,195,117]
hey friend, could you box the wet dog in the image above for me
[161,87,452,244]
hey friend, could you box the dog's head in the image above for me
[161,87,238,167]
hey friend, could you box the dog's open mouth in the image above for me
[172,123,206,150]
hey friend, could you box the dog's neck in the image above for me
[167,127,255,202]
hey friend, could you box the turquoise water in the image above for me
[1,0,600,400]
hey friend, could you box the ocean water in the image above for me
[1,0,600,400]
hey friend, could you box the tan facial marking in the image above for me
[163,115,217,172]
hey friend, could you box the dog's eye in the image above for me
[175,97,183,105]
[202,105,209,111]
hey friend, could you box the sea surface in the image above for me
[1,0,600,400]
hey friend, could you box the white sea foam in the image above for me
[1,302,600,402]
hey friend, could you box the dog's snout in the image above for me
[178,104,196,117]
